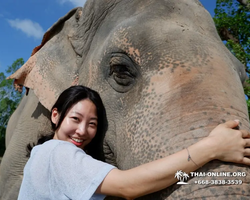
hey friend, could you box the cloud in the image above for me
[7,19,44,40]
[59,0,86,7]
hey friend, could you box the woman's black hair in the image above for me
[27,85,108,161]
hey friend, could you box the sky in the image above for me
[0,0,216,74]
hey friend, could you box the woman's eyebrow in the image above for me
[71,111,83,117]
[90,117,98,121]
[72,111,98,120]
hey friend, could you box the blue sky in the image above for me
[0,0,216,73]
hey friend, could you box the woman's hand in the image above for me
[205,120,250,164]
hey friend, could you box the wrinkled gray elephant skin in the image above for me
[1,0,249,199]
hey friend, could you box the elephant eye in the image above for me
[107,54,138,93]
[109,64,135,86]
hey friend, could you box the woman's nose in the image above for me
[76,124,87,136]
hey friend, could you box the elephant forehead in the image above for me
[97,15,246,88]
[101,0,217,40]
[87,0,227,77]
[103,20,215,71]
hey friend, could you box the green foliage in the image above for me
[213,0,250,117]
[0,58,24,156]
[244,79,250,116]
[214,0,250,67]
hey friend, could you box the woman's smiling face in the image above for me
[52,99,98,149]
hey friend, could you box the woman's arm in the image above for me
[96,120,250,199]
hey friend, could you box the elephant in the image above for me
[1,0,250,199]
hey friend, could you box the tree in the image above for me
[0,58,24,156]
[213,0,250,116]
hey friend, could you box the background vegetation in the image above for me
[213,0,250,114]
[0,58,24,156]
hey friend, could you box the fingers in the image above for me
[222,120,250,138]
[244,147,250,156]
[241,130,250,138]
[222,120,240,129]
[244,138,250,148]
[241,139,250,165]
[242,157,250,165]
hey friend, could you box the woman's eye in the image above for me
[89,122,97,127]
[72,117,79,121]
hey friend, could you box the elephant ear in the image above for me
[8,7,82,110]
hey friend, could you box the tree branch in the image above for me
[219,27,239,43]
[237,0,250,7]
[218,27,248,69]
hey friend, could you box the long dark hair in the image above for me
[27,85,108,161]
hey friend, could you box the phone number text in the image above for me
[194,180,242,185]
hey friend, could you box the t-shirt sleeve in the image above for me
[49,142,115,200]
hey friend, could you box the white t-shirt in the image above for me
[18,140,116,200]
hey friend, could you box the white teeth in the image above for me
[71,138,83,143]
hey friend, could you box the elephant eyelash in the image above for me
[109,65,135,78]
[109,55,137,77]
[106,53,139,92]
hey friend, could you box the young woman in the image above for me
[18,85,250,200]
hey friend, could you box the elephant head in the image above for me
[1,0,250,199]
